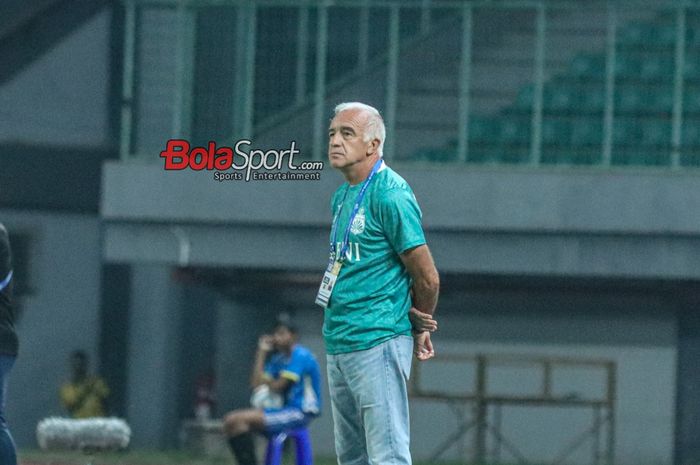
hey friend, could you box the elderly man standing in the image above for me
[316,102,440,465]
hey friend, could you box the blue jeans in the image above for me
[0,355,16,465]
[326,336,413,465]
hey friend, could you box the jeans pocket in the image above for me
[394,336,413,382]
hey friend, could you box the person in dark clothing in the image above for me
[0,223,18,465]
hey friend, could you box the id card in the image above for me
[315,260,342,308]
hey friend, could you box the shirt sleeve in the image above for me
[262,357,276,381]
[379,188,427,254]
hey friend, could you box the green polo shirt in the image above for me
[323,165,426,355]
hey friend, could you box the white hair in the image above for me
[334,102,386,157]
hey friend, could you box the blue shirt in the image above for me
[264,345,322,415]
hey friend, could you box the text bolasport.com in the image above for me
[160,139,324,182]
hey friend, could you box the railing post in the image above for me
[671,5,687,169]
[172,2,195,140]
[474,355,487,464]
[530,3,546,166]
[119,1,137,160]
[420,0,432,35]
[384,4,400,161]
[456,4,473,163]
[312,3,329,161]
[358,0,370,70]
[295,6,310,105]
[233,4,257,140]
[602,1,617,167]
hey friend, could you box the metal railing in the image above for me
[410,353,617,465]
[119,0,700,170]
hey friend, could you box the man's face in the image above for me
[272,326,295,351]
[328,109,375,169]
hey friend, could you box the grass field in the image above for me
[18,449,467,465]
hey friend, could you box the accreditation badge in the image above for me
[315,259,342,308]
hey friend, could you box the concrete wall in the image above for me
[0,9,111,146]
[102,162,700,279]
[0,210,101,447]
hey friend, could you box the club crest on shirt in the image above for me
[350,207,366,235]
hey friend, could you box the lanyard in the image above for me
[0,270,12,292]
[329,159,384,262]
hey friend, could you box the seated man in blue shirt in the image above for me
[224,320,322,465]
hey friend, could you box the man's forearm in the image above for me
[412,278,439,316]
[249,350,268,388]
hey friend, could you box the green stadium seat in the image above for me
[640,119,671,147]
[612,118,643,146]
[544,84,579,112]
[685,86,700,113]
[683,56,700,81]
[513,85,534,112]
[570,118,603,146]
[615,54,642,79]
[615,86,646,112]
[680,151,700,167]
[542,118,572,146]
[618,23,675,48]
[571,54,605,79]
[580,85,605,113]
[612,148,669,166]
[500,147,530,164]
[469,117,500,144]
[499,117,531,145]
[542,148,599,166]
[618,24,651,46]
[682,120,700,147]
[639,55,674,81]
[615,86,672,113]
[656,24,679,47]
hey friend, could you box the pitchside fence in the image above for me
[410,353,617,465]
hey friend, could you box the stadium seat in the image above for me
[580,85,605,113]
[682,120,700,147]
[570,118,603,146]
[618,23,675,48]
[640,119,671,147]
[615,85,672,113]
[639,55,674,81]
[656,24,679,47]
[683,56,700,81]
[570,54,605,79]
[499,147,530,164]
[499,117,531,146]
[544,84,579,112]
[469,117,500,144]
[265,427,312,465]
[685,86,700,113]
[612,148,669,166]
[615,54,642,80]
[681,151,700,167]
[542,148,599,166]
[612,118,643,146]
[542,117,572,146]
[513,85,534,112]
